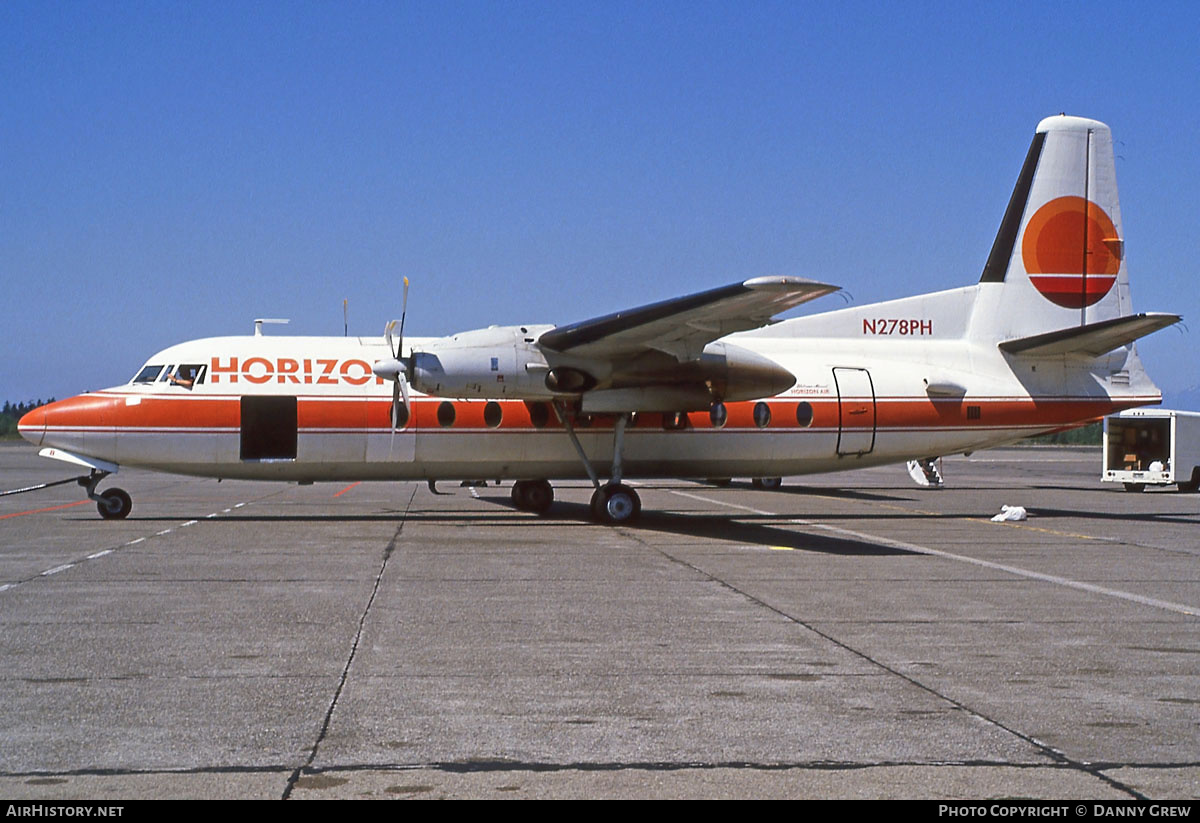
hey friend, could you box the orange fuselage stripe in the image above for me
[30,393,1141,435]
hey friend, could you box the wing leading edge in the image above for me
[538,276,839,361]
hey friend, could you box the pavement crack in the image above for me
[630,532,1149,801]
[282,485,417,800]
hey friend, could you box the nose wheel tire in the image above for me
[97,488,132,520]
[590,483,641,524]
[751,477,783,490]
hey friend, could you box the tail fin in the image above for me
[970,115,1148,344]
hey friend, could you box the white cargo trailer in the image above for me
[1103,409,1200,492]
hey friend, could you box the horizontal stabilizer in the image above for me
[998,313,1180,357]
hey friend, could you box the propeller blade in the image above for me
[385,319,398,359]
[385,281,413,453]
[397,277,409,349]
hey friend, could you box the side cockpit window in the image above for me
[132,365,164,384]
[166,364,207,389]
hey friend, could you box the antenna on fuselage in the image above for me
[253,318,290,336]
[343,299,348,336]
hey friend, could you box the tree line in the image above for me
[1,400,54,439]
[1020,421,1102,445]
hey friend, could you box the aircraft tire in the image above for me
[589,487,607,521]
[524,480,554,514]
[591,483,640,524]
[511,481,530,510]
[752,477,783,491]
[97,488,132,520]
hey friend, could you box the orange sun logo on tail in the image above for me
[1021,196,1122,308]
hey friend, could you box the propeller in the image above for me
[373,277,412,433]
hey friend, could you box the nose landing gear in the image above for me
[96,488,132,519]
[79,471,132,519]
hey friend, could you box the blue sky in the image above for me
[3,1,1198,406]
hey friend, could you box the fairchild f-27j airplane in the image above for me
[18,115,1180,523]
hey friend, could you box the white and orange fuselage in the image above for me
[17,312,1158,484]
[16,115,1176,500]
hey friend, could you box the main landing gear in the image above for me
[80,471,132,519]
[554,403,642,525]
[510,405,652,525]
[511,479,554,513]
[590,482,640,523]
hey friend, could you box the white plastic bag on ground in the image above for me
[991,505,1028,522]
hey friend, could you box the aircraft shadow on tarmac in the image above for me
[74,504,912,555]
[484,497,917,556]
[768,484,906,502]
[100,500,1198,532]
[710,482,905,503]
[1019,506,1200,525]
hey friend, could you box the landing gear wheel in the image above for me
[1123,482,1146,493]
[513,479,554,513]
[97,488,132,520]
[590,483,641,524]
[526,480,554,513]
[752,477,783,490]
[1177,481,1199,493]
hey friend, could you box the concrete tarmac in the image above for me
[0,442,1196,799]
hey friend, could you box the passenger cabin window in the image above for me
[709,402,728,429]
[132,365,163,384]
[527,402,550,428]
[483,401,503,428]
[753,402,772,428]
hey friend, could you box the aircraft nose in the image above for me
[17,405,46,447]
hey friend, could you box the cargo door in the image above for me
[240,396,297,460]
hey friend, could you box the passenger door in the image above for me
[834,368,876,456]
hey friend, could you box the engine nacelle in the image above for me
[707,342,797,401]
[410,325,567,400]
[604,342,795,404]
[409,327,794,407]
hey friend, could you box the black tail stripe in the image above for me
[980,131,1047,283]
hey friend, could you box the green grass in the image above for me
[1018,421,1102,446]
[0,400,54,440]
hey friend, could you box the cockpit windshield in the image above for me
[132,365,163,384]
[165,364,207,389]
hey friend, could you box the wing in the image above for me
[537,276,839,361]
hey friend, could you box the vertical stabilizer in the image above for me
[971,115,1134,342]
